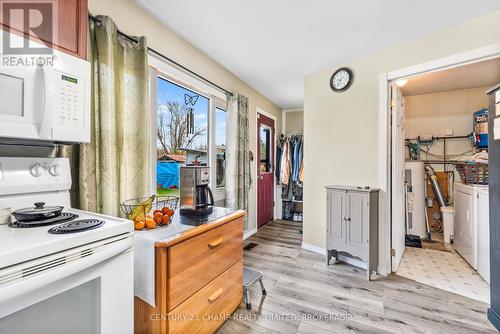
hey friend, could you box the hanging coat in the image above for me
[280,139,291,186]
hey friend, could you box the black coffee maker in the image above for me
[179,166,214,216]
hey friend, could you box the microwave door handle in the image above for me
[38,65,53,139]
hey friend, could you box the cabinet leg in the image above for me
[326,250,338,265]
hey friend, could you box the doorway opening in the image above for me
[390,57,500,303]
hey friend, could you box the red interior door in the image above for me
[257,113,275,228]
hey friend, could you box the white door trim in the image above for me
[378,42,500,275]
[256,107,278,229]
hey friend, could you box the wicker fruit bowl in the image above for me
[120,195,179,230]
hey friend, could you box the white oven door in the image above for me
[0,234,133,334]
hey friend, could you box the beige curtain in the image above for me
[65,16,152,217]
[225,93,251,227]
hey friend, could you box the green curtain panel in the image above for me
[225,93,251,228]
[65,16,152,217]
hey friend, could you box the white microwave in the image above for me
[0,32,91,143]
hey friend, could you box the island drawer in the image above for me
[167,218,243,310]
[167,260,243,334]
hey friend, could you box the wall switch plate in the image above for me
[445,128,454,136]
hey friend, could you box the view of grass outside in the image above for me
[157,187,180,197]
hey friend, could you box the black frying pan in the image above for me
[12,202,64,222]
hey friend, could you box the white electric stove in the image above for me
[0,157,134,334]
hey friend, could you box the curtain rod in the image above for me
[88,14,233,97]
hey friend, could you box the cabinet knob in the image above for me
[347,217,351,222]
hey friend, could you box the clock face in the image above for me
[330,68,353,92]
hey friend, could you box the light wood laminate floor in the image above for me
[218,220,496,334]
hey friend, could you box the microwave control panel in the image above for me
[57,74,84,128]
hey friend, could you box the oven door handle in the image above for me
[0,235,132,306]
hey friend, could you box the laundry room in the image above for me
[391,57,500,303]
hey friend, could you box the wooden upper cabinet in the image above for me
[0,0,88,59]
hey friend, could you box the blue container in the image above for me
[473,108,488,149]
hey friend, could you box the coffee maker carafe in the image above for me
[179,166,214,216]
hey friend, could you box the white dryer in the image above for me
[454,182,489,278]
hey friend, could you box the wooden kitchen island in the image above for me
[134,208,245,334]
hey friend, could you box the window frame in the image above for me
[148,56,227,203]
[212,104,227,190]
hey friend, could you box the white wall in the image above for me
[405,86,490,169]
[89,0,282,232]
[284,110,304,135]
[303,11,500,256]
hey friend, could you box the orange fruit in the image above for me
[134,221,145,230]
[146,214,154,219]
[153,212,163,223]
[162,207,174,216]
[153,209,163,216]
[145,218,156,229]
[161,214,170,225]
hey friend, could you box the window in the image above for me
[152,69,227,198]
[157,77,209,166]
[260,125,272,173]
[215,107,226,187]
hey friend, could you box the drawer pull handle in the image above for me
[208,288,224,302]
[208,237,224,248]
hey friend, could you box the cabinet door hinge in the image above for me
[391,248,396,257]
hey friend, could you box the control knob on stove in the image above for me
[30,163,44,177]
[49,163,61,176]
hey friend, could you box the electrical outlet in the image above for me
[445,128,454,136]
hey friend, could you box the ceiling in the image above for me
[400,57,500,96]
[136,0,500,109]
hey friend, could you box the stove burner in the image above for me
[48,219,105,234]
[10,213,79,228]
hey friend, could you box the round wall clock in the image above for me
[330,67,353,92]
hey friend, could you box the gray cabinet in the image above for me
[326,185,379,280]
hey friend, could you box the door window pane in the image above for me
[215,107,226,187]
[260,126,271,173]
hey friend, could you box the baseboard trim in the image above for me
[301,242,326,255]
[488,308,500,331]
[243,227,258,240]
[301,242,367,270]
